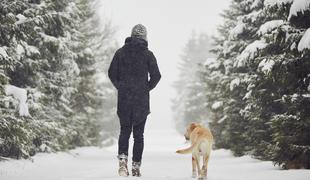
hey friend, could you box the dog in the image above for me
[176,122,213,180]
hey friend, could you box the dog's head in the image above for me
[184,122,200,140]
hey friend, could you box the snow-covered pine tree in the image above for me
[201,56,229,148]
[206,0,310,167]
[0,0,117,158]
[93,22,119,144]
[259,0,310,168]
[0,0,79,158]
[173,32,215,133]
[206,0,264,155]
[235,0,310,165]
[69,0,118,146]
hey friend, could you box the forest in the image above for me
[0,0,118,159]
[173,0,310,169]
[0,0,310,171]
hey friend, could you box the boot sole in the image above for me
[119,171,129,177]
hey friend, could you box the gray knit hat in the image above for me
[131,24,147,41]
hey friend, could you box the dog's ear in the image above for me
[189,122,197,131]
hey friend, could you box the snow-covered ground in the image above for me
[1,124,310,180]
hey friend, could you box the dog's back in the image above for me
[176,125,213,154]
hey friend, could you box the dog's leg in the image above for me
[194,154,201,179]
[202,155,210,179]
[192,155,197,178]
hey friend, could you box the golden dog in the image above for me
[176,122,213,180]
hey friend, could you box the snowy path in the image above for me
[1,127,310,180]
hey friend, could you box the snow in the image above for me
[204,58,220,69]
[15,14,27,25]
[229,21,246,39]
[258,59,275,75]
[222,40,233,56]
[230,78,241,91]
[236,40,268,67]
[4,85,30,117]
[20,41,40,56]
[243,90,252,100]
[298,28,310,51]
[66,2,79,15]
[16,44,25,60]
[218,115,227,123]
[244,10,263,23]
[291,42,297,50]
[1,127,310,180]
[84,48,93,55]
[0,46,9,59]
[264,0,294,7]
[288,0,310,20]
[250,0,261,9]
[257,20,284,35]
[39,32,59,43]
[16,44,24,55]
[212,101,223,110]
[96,72,110,84]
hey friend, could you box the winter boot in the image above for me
[132,161,142,177]
[118,154,129,177]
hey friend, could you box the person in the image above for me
[108,24,161,177]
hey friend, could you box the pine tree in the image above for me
[260,0,310,168]
[173,32,215,133]
[1,0,79,158]
[0,0,117,158]
[204,0,310,168]
[70,0,118,146]
[206,0,261,155]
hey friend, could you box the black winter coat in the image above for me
[108,37,161,126]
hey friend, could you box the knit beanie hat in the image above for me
[131,24,147,41]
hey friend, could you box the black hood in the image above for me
[123,37,148,51]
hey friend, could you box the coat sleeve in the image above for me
[108,50,120,89]
[148,52,161,90]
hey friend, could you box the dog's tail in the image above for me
[176,141,198,154]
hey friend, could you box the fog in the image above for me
[98,0,230,129]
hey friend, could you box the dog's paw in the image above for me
[192,173,197,178]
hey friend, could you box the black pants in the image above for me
[118,114,147,162]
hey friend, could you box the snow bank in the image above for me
[1,127,310,180]
[298,28,310,51]
[258,59,275,74]
[288,0,310,19]
[5,85,30,116]
[236,40,268,67]
[258,20,284,35]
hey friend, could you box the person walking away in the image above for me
[108,24,161,177]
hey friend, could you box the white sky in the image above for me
[98,0,230,129]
